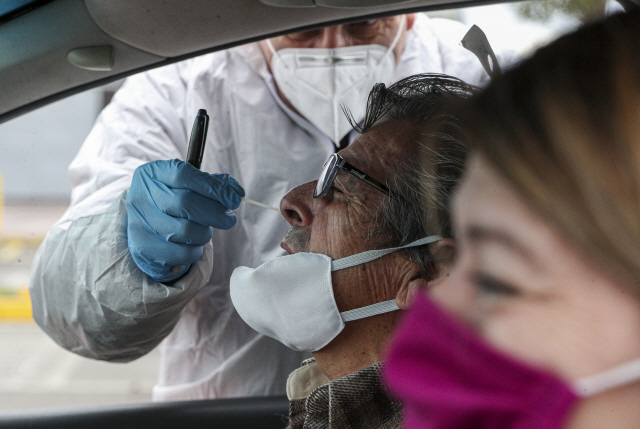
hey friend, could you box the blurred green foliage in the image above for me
[518,0,607,22]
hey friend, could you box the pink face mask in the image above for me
[382,293,579,429]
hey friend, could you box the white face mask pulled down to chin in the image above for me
[230,235,441,352]
[266,16,406,144]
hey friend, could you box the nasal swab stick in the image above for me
[241,197,279,212]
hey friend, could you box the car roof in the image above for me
[0,0,508,124]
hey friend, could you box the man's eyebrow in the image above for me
[466,225,539,267]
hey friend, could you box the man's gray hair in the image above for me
[347,74,475,278]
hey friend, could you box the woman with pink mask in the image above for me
[384,10,640,429]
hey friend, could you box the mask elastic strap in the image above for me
[333,235,441,323]
[331,235,442,271]
[266,39,289,71]
[573,357,640,397]
[265,39,278,57]
[341,299,399,322]
[382,15,406,64]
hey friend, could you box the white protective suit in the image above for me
[29,15,514,401]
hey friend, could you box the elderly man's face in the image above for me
[280,120,422,313]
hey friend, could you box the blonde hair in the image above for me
[463,11,640,294]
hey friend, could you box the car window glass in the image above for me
[0,1,612,411]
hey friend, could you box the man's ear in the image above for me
[395,238,456,310]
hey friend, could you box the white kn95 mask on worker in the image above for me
[230,235,441,352]
[267,16,405,144]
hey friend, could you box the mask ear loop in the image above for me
[380,14,406,66]
[336,235,442,323]
[341,300,400,322]
[573,357,640,397]
[331,235,442,271]
[266,39,289,70]
[329,235,442,323]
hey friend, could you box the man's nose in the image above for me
[280,182,316,227]
[315,26,348,49]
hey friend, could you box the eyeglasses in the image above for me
[313,153,399,201]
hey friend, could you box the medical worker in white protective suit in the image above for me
[29,14,514,401]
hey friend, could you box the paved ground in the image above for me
[0,322,160,411]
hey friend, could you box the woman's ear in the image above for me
[395,239,456,310]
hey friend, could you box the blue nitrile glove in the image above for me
[126,159,245,282]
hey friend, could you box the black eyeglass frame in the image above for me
[313,153,401,202]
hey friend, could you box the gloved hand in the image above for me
[126,159,245,282]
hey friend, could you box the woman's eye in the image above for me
[472,273,520,297]
[329,185,344,194]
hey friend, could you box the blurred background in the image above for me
[0,0,608,411]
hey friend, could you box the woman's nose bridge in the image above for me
[430,269,476,322]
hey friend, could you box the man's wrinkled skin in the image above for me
[280,119,438,381]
